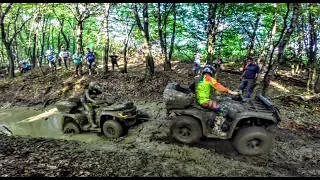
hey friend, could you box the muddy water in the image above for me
[0,107,106,143]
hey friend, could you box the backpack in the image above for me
[87,52,95,61]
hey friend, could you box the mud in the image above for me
[0,62,319,176]
[1,102,320,177]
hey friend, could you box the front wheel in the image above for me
[170,115,202,144]
[102,120,124,138]
[63,122,81,134]
[233,126,273,156]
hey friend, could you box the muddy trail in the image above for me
[0,62,320,176]
[0,100,320,177]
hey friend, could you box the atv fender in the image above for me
[61,113,87,130]
[168,109,210,137]
[97,110,136,126]
[226,111,278,139]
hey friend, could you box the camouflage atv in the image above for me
[55,98,137,138]
[163,83,281,156]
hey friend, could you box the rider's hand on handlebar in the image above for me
[228,90,241,96]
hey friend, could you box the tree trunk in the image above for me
[76,20,84,54]
[123,23,134,73]
[134,3,154,79]
[32,32,37,68]
[307,4,318,94]
[206,3,218,63]
[158,3,168,71]
[314,74,320,94]
[51,25,54,51]
[262,3,299,96]
[261,3,277,76]
[168,3,177,70]
[248,13,261,57]
[60,19,70,50]
[103,3,110,75]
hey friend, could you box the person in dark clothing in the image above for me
[85,48,96,75]
[239,57,260,98]
[110,55,119,71]
[80,82,116,129]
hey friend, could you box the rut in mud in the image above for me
[0,62,319,177]
[0,100,320,177]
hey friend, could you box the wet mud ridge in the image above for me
[0,101,320,177]
[1,116,320,177]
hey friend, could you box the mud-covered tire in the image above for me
[102,120,123,138]
[170,115,202,144]
[63,122,81,134]
[233,126,273,156]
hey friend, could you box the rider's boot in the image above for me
[212,107,228,137]
[212,115,227,137]
[87,114,98,129]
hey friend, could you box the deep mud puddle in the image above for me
[0,107,111,143]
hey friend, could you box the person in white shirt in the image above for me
[193,50,202,75]
[59,47,71,70]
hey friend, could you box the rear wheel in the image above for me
[233,126,273,156]
[63,122,81,134]
[102,120,124,138]
[170,115,202,144]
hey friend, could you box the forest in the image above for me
[0,3,319,177]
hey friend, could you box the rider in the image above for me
[191,65,239,134]
[80,82,116,129]
[46,49,56,72]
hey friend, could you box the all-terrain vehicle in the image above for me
[55,98,137,138]
[163,83,282,156]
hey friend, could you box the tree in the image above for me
[262,3,299,96]
[206,3,225,64]
[134,3,154,78]
[0,3,31,78]
[67,3,99,53]
[103,3,111,75]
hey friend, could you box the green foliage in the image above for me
[0,3,319,69]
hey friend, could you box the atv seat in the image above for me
[101,101,134,111]
[193,103,212,112]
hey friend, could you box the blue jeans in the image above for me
[193,62,201,75]
[240,78,255,98]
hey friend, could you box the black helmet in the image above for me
[202,65,215,76]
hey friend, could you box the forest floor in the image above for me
[0,59,319,177]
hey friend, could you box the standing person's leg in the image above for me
[246,79,255,98]
[194,62,200,75]
[115,60,119,68]
[53,61,57,71]
[63,58,68,70]
[79,63,83,75]
[49,61,53,71]
[88,60,93,75]
[239,79,248,94]
[75,63,79,76]
[112,61,115,71]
